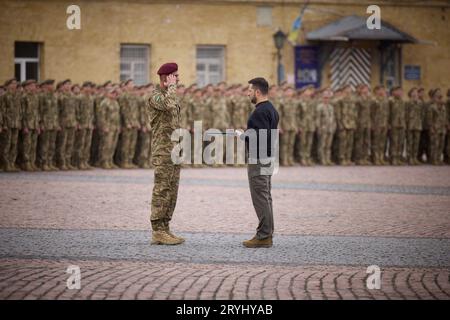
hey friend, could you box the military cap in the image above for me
[61,79,71,85]
[390,86,402,94]
[123,79,134,85]
[429,88,441,98]
[82,81,92,88]
[4,78,17,86]
[157,62,178,75]
[102,80,112,87]
[407,87,418,97]
[41,79,55,86]
[22,79,36,87]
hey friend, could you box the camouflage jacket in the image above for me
[138,95,152,131]
[1,91,22,129]
[39,91,59,130]
[355,95,371,129]
[77,93,95,129]
[58,92,78,128]
[148,84,180,164]
[298,99,316,131]
[21,92,40,129]
[426,102,447,132]
[405,99,422,131]
[279,98,298,131]
[211,96,230,130]
[370,97,389,130]
[118,93,140,128]
[316,102,336,133]
[335,96,356,130]
[97,97,120,130]
[389,97,406,128]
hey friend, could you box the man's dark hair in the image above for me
[248,77,269,95]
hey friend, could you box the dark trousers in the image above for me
[247,162,274,239]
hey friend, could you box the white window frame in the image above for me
[120,44,150,85]
[196,45,225,87]
[14,45,40,82]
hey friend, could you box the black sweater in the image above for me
[245,100,279,159]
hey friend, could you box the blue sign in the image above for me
[404,65,421,80]
[295,46,319,89]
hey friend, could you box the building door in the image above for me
[196,46,225,87]
[14,42,40,82]
[329,47,371,90]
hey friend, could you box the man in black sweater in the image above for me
[239,77,279,248]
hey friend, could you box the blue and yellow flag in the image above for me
[287,3,308,45]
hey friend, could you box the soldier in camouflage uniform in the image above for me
[353,84,371,165]
[96,88,120,169]
[405,87,423,165]
[134,85,153,169]
[117,80,139,169]
[73,82,95,169]
[19,80,40,171]
[37,80,59,171]
[189,88,205,167]
[0,78,22,172]
[445,89,450,164]
[335,85,356,165]
[426,88,447,165]
[55,79,78,170]
[316,88,336,165]
[210,87,230,166]
[297,86,316,165]
[148,63,184,245]
[370,86,389,165]
[388,86,406,165]
[279,87,298,166]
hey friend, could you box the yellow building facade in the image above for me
[0,0,449,92]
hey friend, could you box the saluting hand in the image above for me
[164,74,177,87]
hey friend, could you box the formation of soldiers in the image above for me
[1,77,450,172]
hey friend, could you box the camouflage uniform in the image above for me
[210,95,230,165]
[117,93,140,168]
[388,97,406,165]
[426,101,447,164]
[134,94,152,168]
[279,98,298,166]
[19,91,40,170]
[405,99,422,165]
[149,84,181,232]
[55,92,78,170]
[297,99,316,165]
[316,101,336,165]
[97,97,120,168]
[189,95,205,166]
[0,90,22,171]
[370,96,389,165]
[37,90,59,170]
[336,96,356,165]
[73,93,94,169]
[353,95,371,164]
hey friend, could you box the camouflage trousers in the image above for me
[280,130,296,165]
[389,128,405,163]
[353,127,370,163]
[134,130,152,168]
[428,130,445,164]
[98,129,119,167]
[151,164,181,231]
[317,130,335,164]
[406,130,421,163]
[418,130,429,162]
[117,128,138,166]
[73,128,93,168]
[0,128,19,170]
[298,131,314,163]
[371,128,387,164]
[337,129,354,164]
[56,127,75,168]
[18,129,38,166]
[37,129,57,168]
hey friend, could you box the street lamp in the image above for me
[273,29,287,85]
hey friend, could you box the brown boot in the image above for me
[243,235,273,248]
[151,231,184,245]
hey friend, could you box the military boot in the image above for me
[163,220,185,243]
[151,231,184,245]
[243,235,272,248]
[21,162,34,172]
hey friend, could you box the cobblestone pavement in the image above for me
[0,166,449,300]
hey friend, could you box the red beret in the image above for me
[157,62,178,76]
